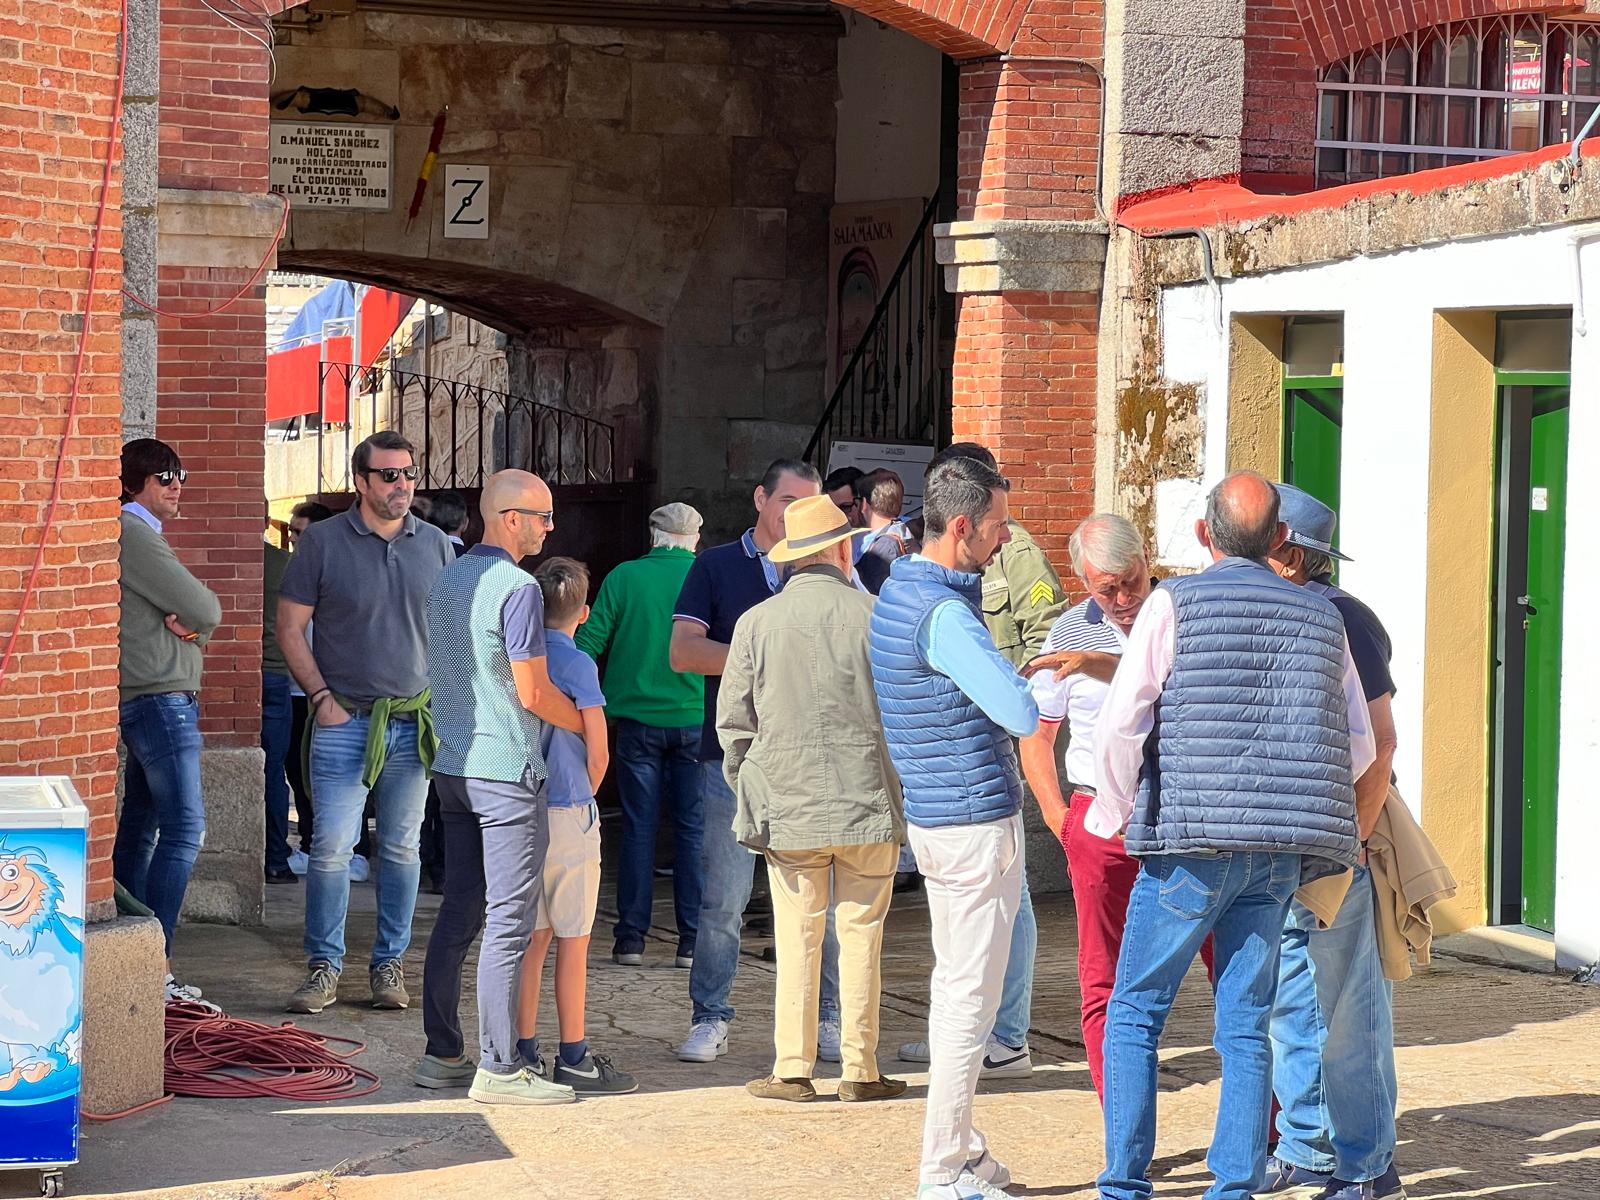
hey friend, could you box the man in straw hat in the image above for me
[717,494,907,1103]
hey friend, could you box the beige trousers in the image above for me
[766,841,898,1082]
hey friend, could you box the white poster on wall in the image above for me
[268,123,392,210]
[826,198,929,394]
[443,165,491,240]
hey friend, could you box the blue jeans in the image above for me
[1101,851,1301,1200]
[261,672,294,873]
[689,760,839,1025]
[113,692,206,956]
[992,835,1035,1048]
[1271,866,1396,1183]
[612,719,704,949]
[304,713,429,971]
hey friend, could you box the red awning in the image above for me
[265,341,322,422]
[358,288,412,366]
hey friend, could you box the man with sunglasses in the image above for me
[278,431,455,1014]
[116,439,221,1002]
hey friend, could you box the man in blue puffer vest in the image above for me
[1091,471,1378,1200]
[870,454,1040,1200]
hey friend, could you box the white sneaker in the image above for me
[898,1037,1032,1078]
[287,849,309,875]
[916,1174,1013,1200]
[980,1036,1032,1078]
[817,1018,842,1064]
[965,1150,1013,1188]
[165,974,219,1011]
[348,853,370,882]
[677,1019,728,1063]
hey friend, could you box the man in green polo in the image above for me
[576,502,707,969]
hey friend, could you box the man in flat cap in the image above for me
[576,502,707,970]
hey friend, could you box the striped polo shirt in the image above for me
[1028,597,1128,789]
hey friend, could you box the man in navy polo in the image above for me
[669,458,843,1065]
[1262,484,1404,1200]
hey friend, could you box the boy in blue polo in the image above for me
[515,557,637,1095]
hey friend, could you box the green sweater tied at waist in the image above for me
[300,689,439,800]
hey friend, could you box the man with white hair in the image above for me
[1019,513,1213,1101]
[576,503,708,971]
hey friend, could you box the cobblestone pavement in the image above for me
[30,870,1600,1200]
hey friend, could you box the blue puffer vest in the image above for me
[1125,557,1360,869]
[869,556,1022,829]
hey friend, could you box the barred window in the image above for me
[1317,16,1600,186]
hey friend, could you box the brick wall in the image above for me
[0,0,126,908]
[951,291,1099,566]
[959,59,1103,221]
[156,0,273,745]
[159,0,268,191]
[154,268,266,745]
[1245,0,1318,182]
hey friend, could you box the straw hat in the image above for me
[767,495,855,564]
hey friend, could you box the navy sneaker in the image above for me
[612,939,644,966]
[1322,1166,1406,1200]
[1260,1156,1332,1194]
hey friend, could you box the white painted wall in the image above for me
[833,11,942,205]
[1157,225,1600,968]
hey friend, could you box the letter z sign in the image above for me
[443,165,490,240]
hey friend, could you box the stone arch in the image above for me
[277,250,649,334]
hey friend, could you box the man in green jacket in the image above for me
[575,502,706,968]
[114,438,222,1001]
[899,441,1066,1079]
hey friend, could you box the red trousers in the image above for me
[1061,789,1215,1100]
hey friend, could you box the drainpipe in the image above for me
[1566,223,1600,338]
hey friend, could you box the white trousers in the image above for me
[907,812,1024,1185]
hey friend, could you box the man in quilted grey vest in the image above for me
[415,470,586,1106]
[1091,471,1378,1200]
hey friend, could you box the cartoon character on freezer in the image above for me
[0,837,83,1096]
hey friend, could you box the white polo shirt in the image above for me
[1028,598,1128,789]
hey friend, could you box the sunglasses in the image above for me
[362,465,419,484]
[153,469,188,486]
[500,506,554,527]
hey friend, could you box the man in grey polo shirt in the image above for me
[278,431,454,1014]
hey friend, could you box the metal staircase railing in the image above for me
[803,193,946,466]
[314,361,615,493]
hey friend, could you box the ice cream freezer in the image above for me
[0,776,87,1197]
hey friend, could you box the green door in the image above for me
[1518,387,1568,931]
[1283,382,1344,523]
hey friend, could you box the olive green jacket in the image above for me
[716,566,905,852]
[981,521,1067,667]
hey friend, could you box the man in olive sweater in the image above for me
[114,439,221,999]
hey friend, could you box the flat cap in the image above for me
[649,501,703,536]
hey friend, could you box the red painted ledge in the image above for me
[1117,140,1600,235]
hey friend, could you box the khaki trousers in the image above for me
[766,841,898,1082]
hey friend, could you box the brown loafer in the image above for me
[746,1074,816,1102]
[838,1076,908,1102]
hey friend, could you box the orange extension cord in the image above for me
[82,1001,381,1121]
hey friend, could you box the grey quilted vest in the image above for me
[1125,556,1360,870]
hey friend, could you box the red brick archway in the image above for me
[1289,0,1566,65]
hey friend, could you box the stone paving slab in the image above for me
[15,876,1598,1200]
